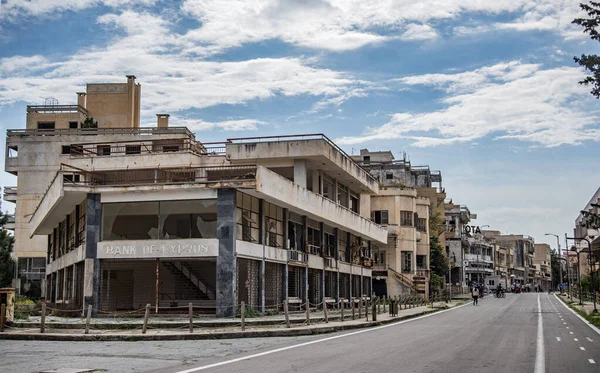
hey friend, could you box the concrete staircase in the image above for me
[163,261,216,300]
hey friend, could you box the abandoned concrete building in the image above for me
[4,76,389,317]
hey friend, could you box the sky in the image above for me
[0,0,599,250]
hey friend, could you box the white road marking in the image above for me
[554,294,600,335]
[172,302,470,373]
[574,338,579,341]
[586,337,593,342]
[580,346,586,351]
[563,322,567,325]
[535,295,545,373]
[556,337,561,342]
[589,359,596,364]
[570,332,574,335]
[567,327,570,329]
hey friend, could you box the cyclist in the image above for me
[496,283,504,297]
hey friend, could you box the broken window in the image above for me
[371,210,388,225]
[400,211,413,227]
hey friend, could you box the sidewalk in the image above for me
[557,294,600,317]
[0,301,462,341]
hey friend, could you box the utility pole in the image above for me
[545,233,562,292]
[566,236,597,313]
[565,234,572,300]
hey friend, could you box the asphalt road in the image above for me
[1,294,598,373]
[156,293,600,373]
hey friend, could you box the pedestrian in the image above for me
[472,286,479,305]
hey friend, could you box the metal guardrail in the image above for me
[60,163,257,187]
[7,126,195,138]
[68,137,203,157]
[27,104,87,115]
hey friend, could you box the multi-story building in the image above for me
[484,232,535,286]
[534,243,552,290]
[445,201,475,293]
[4,75,143,298]
[574,186,600,284]
[493,243,512,289]
[351,149,441,297]
[5,77,387,317]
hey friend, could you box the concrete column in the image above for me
[282,208,289,301]
[311,170,320,193]
[301,216,307,253]
[320,222,325,300]
[293,160,307,189]
[83,193,101,316]
[304,266,309,307]
[72,264,77,305]
[334,228,340,304]
[349,272,353,301]
[63,267,68,302]
[216,189,237,317]
[77,92,86,108]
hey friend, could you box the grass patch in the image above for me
[559,296,600,327]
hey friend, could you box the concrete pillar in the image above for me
[293,160,307,189]
[126,75,136,127]
[258,199,265,314]
[63,267,68,302]
[83,193,101,316]
[216,189,237,317]
[282,208,289,301]
[156,114,170,128]
[334,228,340,303]
[320,222,325,300]
[304,266,309,306]
[312,170,320,193]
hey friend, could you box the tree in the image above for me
[573,2,600,98]
[81,117,98,129]
[0,211,15,288]
[550,249,561,289]
[429,236,448,292]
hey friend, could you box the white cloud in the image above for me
[400,24,438,41]
[172,118,266,132]
[337,61,599,148]
[0,11,359,123]
[0,0,156,19]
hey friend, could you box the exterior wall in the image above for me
[85,82,139,128]
[26,112,84,130]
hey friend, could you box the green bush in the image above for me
[236,306,261,318]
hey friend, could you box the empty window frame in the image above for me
[400,211,413,227]
[371,210,388,225]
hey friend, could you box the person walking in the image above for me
[472,286,480,305]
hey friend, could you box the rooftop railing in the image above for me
[67,137,204,157]
[60,163,257,187]
[27,105,87,115]
[7,126,195,138]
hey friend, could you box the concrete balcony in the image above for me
[226,134,379,195]
[465,253,493,264]
[2,214,15,231]
[3,186,17,203]
[254,166,387,244]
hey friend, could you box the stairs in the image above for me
[163,261,216,300]
[387,266,418,294]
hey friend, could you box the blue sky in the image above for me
[0,0,599,249]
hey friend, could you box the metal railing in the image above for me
[67,137,204,157]
[60,163,257,187]
[27,104,88,115]
[7,126,195,138]
[289,250,307,263]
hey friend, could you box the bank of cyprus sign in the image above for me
[97,239,219,259]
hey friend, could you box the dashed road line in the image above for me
[586,337,593,342]
[574,338,579,341]
[580,346,586,351]
[589,359,596,364]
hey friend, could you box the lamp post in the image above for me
[566,236,597,313]
[546,233,562,293]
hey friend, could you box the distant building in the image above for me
[533,243,552,290]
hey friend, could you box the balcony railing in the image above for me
[7,126,195,138]
[60,163,257,187]
[339,250,349,263]
[289,250,307,263]
[67,137,204,157]
[27,104,88,115]
[3,186,17,201]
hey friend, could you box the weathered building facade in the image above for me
[5,77,387,317]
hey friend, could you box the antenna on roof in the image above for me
[44,98,58,106]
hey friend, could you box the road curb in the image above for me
[0,305,456,342]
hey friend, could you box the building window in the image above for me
[400,211,413,227]
[77,202,86,246]
[37,122,55,129]
[386,173,393,180]
[264,201,284,248]
[402,252,412,273]
[416,218,427,232]
[363,156,370,164]
[236,192,259,243]
[69,121,78,129]
[371,210,388,225]
[322,176,335,201]
[416,255,426,269]
[306,221,321,255]
[163,145,180,152]
[61,145,71,155]
[374,250,386,265]
[337,184,349,208]
[349,194,359,214]
[323,232,335,257]
[125,145,141,154]
[97,145,111,156]
[101,200,218,240]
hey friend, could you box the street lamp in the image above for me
[546,233,563,294]
[566,236,597,313]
